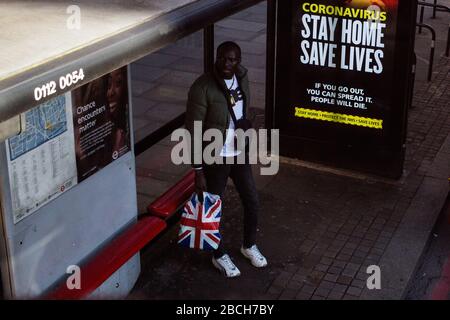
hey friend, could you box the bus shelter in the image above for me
[0,0,263,299]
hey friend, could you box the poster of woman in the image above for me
[72,66,130,182]
[106,67,130,160]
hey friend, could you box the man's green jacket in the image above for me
[185,65,250,168]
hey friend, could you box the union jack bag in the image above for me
[177,192,222,251]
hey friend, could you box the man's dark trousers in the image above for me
[203,158,260,259]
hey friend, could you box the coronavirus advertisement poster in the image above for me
[272,0,415,177]
[293,0,398,130]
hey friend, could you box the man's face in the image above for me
[216,47,241,79]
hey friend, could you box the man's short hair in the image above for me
[217,41,241,58]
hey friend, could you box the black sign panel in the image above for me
[268,0,417,178]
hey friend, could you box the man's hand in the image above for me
[345,0,386,10]
[195,170,207,202]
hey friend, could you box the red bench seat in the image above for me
[147,170,195,219]
[45,215,166,300]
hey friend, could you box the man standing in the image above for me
[185,41,267,278]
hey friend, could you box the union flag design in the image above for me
[177,192,222,250]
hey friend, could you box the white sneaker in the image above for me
[241,245,268,268]
[212,254,241,278]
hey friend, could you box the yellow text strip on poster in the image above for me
[295,107,383,129]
